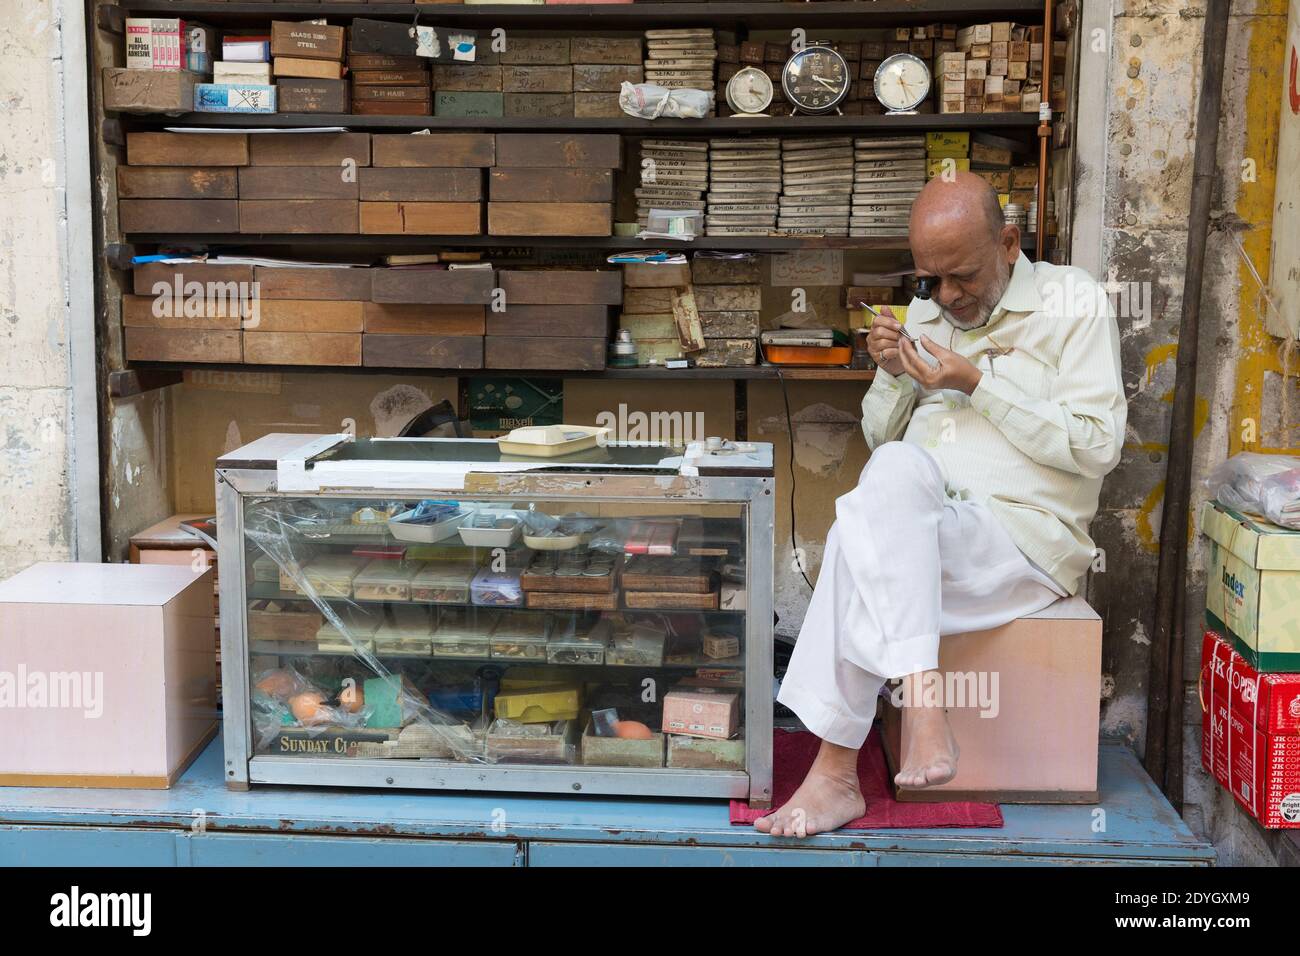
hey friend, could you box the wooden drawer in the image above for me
[371,269,496,305]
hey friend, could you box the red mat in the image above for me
[730,728,1004,829]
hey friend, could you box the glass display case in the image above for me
[216,434,775,807]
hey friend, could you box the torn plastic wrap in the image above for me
[243,497,500,764]
[1207,452,1300,529]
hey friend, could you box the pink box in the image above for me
[663,687,739,740]
[0,563,218,789]
[883,596,1102,803]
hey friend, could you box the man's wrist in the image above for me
[961,366,983,395]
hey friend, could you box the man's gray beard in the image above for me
[939,267,1012,332]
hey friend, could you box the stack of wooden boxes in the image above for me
[349,52,430,117]
[616,257,756,369]
[618,261,690,366]
[433,55,504,118]
[572,36,643,118]
[636,138,708,230]
[366,266,493,370]
[706,137,777,236]
[643,28,716,96]
[364,133,492,235]
[486,270,621,371]
[502,36,573,118]
[117,131,495,236]
[779,137,853,237]
[691,255,760,368]
[938,21,1042,114]
[271,20,347,112]
[852,135,927,238]
[487,134,620,236]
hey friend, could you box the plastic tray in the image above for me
[761,344,853,365]
[388,508,471,544]
[458,511,525,547]
[497,425,610,458]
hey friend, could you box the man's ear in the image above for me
[1000,224,1021,262]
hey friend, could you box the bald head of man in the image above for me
[908,170,1021,331]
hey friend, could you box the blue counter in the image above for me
[0,736,1214,866]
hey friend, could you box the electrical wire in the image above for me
[775,367,815,592]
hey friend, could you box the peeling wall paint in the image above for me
[0,0,76,576]
[1096,0,1293,864]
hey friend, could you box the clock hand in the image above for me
[811,75,839,91]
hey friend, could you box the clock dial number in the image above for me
[784,48,848,113]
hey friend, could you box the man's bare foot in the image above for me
[895,703,960,788]
[755,739,865,838]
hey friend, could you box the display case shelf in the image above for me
[249,639,744,670]
[123,112,1042,133]
[124,232,1043,252]
[248,583,746,616]
[131,360,876,381]
[120,1,1045,30]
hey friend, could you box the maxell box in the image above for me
[0,563,218,788]
[662,687,740,740]
[1201,501,1300,671]
[1201,630,1300,828]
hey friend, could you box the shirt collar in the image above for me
[906,251,1043,326]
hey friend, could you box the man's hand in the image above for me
[897,334,983,395]
[866,306,909,376]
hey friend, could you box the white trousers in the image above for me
[777,441,1067,750]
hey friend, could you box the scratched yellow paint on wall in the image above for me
[1231,15,1290,456]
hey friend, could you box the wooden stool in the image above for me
[882,596,1102,804]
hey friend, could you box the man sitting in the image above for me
[757,171,1126,837]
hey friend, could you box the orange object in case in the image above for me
[761,344,854,365]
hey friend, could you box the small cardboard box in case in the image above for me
[0,563,218,788]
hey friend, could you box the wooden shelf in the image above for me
[128,112,1041,134]
[130,360,876,382]
[123,233,1042,252]
[120,1,1045,30]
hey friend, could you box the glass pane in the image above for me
[242,494,746,773]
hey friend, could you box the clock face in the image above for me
[727,66,774,114]
[873,53,931,112]
[781,47,850,113]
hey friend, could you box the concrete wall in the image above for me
[0,0,96,577]
[1088,0,1297,864]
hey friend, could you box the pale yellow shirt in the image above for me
[862,252,1126,595]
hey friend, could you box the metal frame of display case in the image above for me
[216,448,775,808]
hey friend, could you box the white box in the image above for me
[0,563,218,788]
[214,61,272,85]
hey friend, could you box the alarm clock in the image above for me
[726,66,774,116]
[781,45,850,115]
[873,53,932,114]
